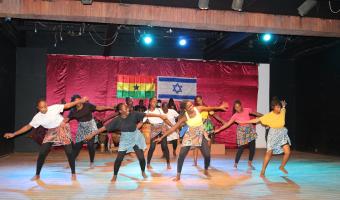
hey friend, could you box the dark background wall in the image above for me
[0,31,16,156]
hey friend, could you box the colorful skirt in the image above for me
[236,124,257,146]
[203,119,214,134]
[43,124,72,146]
[76,119,98,143]
[119,130,147,153]
[267,127,291,155]
[150,123,165,139]
[182,125,209,147]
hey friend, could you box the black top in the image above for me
[134,105,147,112]
[68,103,96,122]
[105,112,145,132]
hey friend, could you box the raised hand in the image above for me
[81,96,89,103]
[281,100,287,108]
[4,133,15,139]
[219,102,229,111]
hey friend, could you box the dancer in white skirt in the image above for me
[239,97,291,177]
[161,102,179,157]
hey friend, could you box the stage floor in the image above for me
[1,149,340,200]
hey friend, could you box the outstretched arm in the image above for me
[197,102,229,113]
[95,105,115,111]
[4,124,33,139]
[64,97,88,110]
[238,118,261,124]
[84,126,107,141]
[154,117,187,143]
[211,113,225,124]
[250,111,263,117]
[214,119,235,134]
[145,113,173,127]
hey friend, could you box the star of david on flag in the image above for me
[157,76,197,100]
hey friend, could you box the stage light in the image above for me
[81,0,93,5]
[298,0,317,16]
[231,0,244,11]
[178,38,187,47]
[142,34,153,45]
[261,33,272,42]
[198,0,209,10]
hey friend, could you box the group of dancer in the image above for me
[3,94,291,181]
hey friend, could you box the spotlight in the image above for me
[232,0,244,12]
[198,0,209,10]
[178,38,187,47]
[298,0,317,16]
[142,34,153,45]
[261,33,272,42]
[81,0,93,5]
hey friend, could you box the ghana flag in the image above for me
[116,75,156,99]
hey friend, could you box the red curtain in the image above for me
[46,54,258,148]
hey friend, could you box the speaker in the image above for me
[81,0,93,5]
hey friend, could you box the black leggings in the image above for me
[177,137,210,173]
[147,134,170,164]
[170,139,178,152]
[72,137,96,163]
[36,142,75,175]
[235,140,256,164]
[114,145,146,175]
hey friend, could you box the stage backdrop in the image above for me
[46,55,258,148]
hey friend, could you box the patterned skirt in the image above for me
[43,124,72,146]
[267,127,291,155]
[150,123,166,139]
[236,124,257,146]
[119,129,147,153]
[203,119,214,134]
[182,125,209,147]
[76,119,98,143]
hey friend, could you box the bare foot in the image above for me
[204,170,211,177]
[167,164,172,170]
[30,175,40,181]
[142,172,148,179]
[279,166,288,174]
[248,162,256,170]
[234,163,238,168]
[89,162,95,169]
[173,174,181,182]
[260,171,265,177]
[71,174,77,181]
[147,164,153,170]
[111,175,117,182]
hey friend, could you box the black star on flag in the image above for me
[133,84,139,91]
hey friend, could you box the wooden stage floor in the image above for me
[1,149,340,200]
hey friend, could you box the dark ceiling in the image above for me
[0,0,339,63]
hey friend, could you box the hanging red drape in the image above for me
[46,54,258,148]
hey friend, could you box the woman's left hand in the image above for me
[219,102,229,111]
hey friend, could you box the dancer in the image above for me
[65,94,115,168]
[3,97,88,180]
[84,103,169,182]
[214,100,262,169]
[192,96,224,166]
[161,102,179,157]
[167,98,178,112]
[145,97,173,170]
[155,100,228,181]
[238,97,291,177]
[134,99,147,112]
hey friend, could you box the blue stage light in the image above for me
[142,34,153,45]
[262,33,272,42]
[179,39,187,46]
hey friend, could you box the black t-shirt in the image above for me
[134,105,147,112]
[68,103,96,122]
[105,112,145,132]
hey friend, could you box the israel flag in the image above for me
[157,76,197,100]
